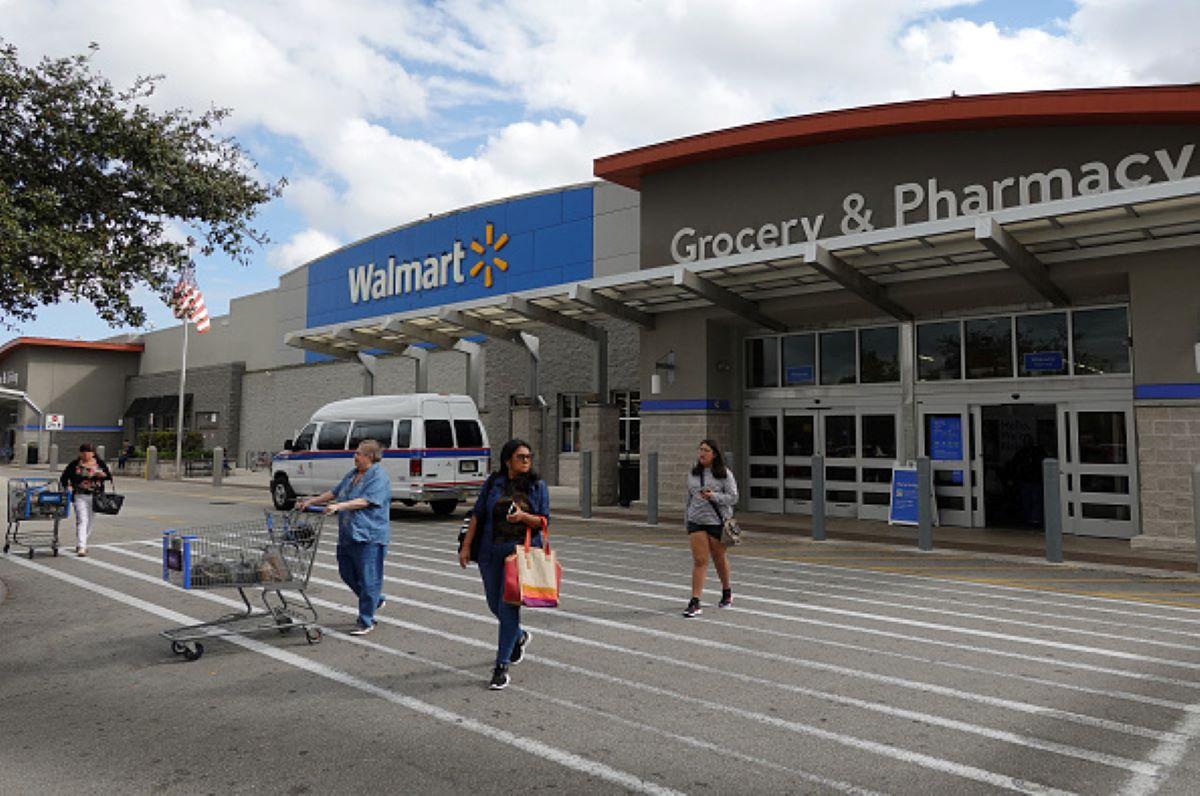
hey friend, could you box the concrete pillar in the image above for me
[580,403,619,505]
[49,443,59,471]
[213,446,224,487]
[509,401,544,473]
[146,445,159,481]
[97,444,106,462]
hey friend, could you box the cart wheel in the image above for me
[305,628,322,644]
[183,643,204,661]
[278,625,295,635]
[2,544,8,554]
[171,641,186,655]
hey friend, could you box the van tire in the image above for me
[430,499,458,516]
[272,476,296,511]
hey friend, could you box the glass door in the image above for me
[860,411,900,521]
[782,411,815,515]
[919,406,972,526]
[746,411,783,513]
[822,411,859,518]
[1058,404,1137,538]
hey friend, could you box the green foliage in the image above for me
[138,430,204,455]
[0,40,285,328]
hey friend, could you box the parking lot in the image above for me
[4,473,1200,794]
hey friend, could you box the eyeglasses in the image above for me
[698,447,713,453]
[513,453,533,462]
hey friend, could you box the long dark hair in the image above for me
[496,438,540,489]
[692,438,728,479]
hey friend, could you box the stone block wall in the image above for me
[1134,404,1200,550]
[125,362,245,457]
[641,410,736,516]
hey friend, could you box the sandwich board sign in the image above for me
[888,464,939,526]
[45,414,65,431]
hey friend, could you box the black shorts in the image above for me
[687,522,722,541]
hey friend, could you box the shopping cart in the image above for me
[160,508,326,661]
[5,478,70,558]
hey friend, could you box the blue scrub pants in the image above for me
[479,541,522,666]
[337,542,386,627]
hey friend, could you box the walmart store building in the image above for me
[4,85,1200,551]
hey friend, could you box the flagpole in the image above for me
[175,316,188,480]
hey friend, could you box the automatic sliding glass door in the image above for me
[747,411,783,513]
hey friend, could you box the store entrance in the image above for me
[979,404,1058,529]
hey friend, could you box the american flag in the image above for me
[170,266,211,333]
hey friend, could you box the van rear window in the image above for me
[454,420,483,448]
[349,420,393,449]
[424,419,453,449]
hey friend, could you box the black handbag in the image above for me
[701,471,742,547]
[92,479,124,515]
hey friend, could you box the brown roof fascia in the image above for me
[594,84,1200,189]
[0,337,145,362]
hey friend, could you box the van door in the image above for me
[287,422,318,494]
[314,421,352,491]
[450,414,488,489]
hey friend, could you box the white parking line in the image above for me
[85,546,1080,795]
[1,553,685,796]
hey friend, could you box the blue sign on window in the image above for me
[929,415,963,461]
[784,366,814,384]
[1023,351,1064,372]
[889,467,919,526]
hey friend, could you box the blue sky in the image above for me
[2,0,1194,342]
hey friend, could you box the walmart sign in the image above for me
[305,187,594,333]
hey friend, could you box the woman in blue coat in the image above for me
[459,438,549,690]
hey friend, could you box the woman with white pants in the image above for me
[59,443,112,556]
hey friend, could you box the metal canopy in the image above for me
[285,177,1200,354]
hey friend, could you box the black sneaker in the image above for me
[719,589,733,608]
[682,598,702,618]
[509,630,531,665]
[489,665,510,690]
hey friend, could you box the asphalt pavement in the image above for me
[4,471,1200,794]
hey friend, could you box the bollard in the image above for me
[580,450,592,519]
[1044,458,1063,563]
[917,457,933,551]
[97,444,106,462]
[212,447,224,487]
[49,443,59,471]
[811,454,826,541]
[146,445,159,481]
[647,452,659,525]
[1193,465,1200,574]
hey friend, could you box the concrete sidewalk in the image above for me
[7,462,1197,573]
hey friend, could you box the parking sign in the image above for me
[45,414,65,431]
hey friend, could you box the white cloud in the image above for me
[267,228,341,271]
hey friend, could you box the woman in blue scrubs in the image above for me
[299,438,392,635]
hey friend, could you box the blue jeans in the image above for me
[479,542,522,666]
[337,542,386,627]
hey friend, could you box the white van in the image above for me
[270,394,490,516]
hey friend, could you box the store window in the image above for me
[1077,411,1128,464]
[820,331,856,385]
[861,415,897,460]
[859,327,899,383]
[918,321,961,381]
[559,394,583,453]
[612,390,641,456]
[1017,312,1068,377]
[782,334,816,386]
[965,317,1013,379]
[824,414,857,458]
[749,416,778,457]
[1073,307,1130,375]
[746,337,779,388]
[783,415,814,457]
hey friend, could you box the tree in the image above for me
[0,40,285,328]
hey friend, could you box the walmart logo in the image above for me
[469,223,509,288]
[346,221,513,304]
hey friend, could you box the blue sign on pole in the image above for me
[1023,351,1064,373]
[889,467,920,526]
[784,365,814,384]
[929,416,963,461]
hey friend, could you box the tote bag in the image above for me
[503,518,562,608]
[92,477,124,516]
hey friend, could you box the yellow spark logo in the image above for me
[469,223,509,288]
